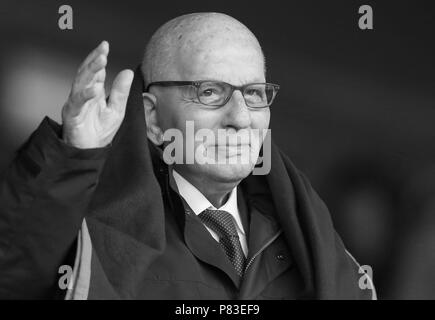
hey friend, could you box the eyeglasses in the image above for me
[146,81,280,109]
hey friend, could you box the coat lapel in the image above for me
[183,211,242,288]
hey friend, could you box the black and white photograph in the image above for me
[0,0,434,305]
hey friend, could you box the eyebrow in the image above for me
[190,78,267,85]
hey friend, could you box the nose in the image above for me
[223,90,252,130]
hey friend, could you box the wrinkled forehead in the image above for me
[173,31,265,83]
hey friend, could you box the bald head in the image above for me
[142,12,265,87]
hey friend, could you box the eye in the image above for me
[200,88,217,97]
[197,82,227,106]
[246,89,259,96]
[245,88,265,98]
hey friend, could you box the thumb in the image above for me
[108,69,134,114]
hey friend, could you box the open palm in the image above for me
[62,41,134,149]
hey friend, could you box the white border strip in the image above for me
[345,249,377,300]
[65,219,92,300]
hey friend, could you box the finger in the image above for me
[94,67,106,84]
[78,40,109,73]
[69,85,99,106]
[75,53,107,89]
[71,61,105,104]
[108,70,134,115]
[74,41,108,89]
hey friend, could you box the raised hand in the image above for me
[62,41,134,149]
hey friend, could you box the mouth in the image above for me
[210,144,251,157]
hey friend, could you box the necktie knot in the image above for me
[199,209,239,238]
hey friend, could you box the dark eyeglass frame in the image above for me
[145,80,280,108]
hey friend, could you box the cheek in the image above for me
[249,110,270,151]
[157,96,189,131]
[183,107,224,131]
[250,108,270,130]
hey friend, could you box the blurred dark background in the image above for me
[1,0,434,299]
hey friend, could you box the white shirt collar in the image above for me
[172,169,245,235]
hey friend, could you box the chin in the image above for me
[204,162,255,183]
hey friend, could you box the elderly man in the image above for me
[0,13,375,299]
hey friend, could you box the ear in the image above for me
[142,92,164,146]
